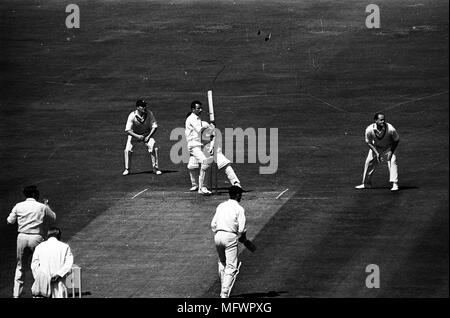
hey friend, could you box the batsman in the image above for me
[186,91,241,194]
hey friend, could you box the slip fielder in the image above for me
[355,113,400,191]
[123,99,161,176]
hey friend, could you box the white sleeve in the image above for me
[211,211,218,232]
[7,205,17,224]
[390,125,399,142]
[364,126,373,144]
[201,121,210,129]
[148,111,158,128]
[237,208,246,235]
[125,113,134,132]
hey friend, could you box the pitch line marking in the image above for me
[276,188,289,199]
[132,188,148,199]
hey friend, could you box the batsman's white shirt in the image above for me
[125,110,157,136]
[211,199,246,235]
[365,123,399,152]
[185,112,210,149]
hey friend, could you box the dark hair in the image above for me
[23,185,39,198]
[190,100,202,109]
[374,112,384,120]
[47,227,61,240]
[136,99,147,108]
[229,185,243,199]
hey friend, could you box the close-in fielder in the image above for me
[123,99,161,176]
[355,113,400,191]
[211,185,246,298]
[185,100,215,195]
[187,127,241,192]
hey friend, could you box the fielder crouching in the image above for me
[211,185,246,298]
[123,99,161,176]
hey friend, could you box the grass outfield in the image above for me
[0,0,448,298]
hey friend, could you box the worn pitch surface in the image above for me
[0,0,448,297]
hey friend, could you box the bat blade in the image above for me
[207,90,215,123]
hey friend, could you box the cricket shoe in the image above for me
[390,183,399,192]
[355,183,371,189]
[189,185,199,192]
[233,182,241,188]
[154,170,162,175]
[198,187,212,196]
[122,169,130,176]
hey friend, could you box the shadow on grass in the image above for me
[131,170,179,175]
[231,290,288,298]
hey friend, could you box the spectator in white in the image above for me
[7,185,56,298]
[211,186,246,298]
[31,227,74,298]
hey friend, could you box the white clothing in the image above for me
[31,237,74,298]
[365,123,399,153]
[211,199,246,297]
[7,198,56,235]
[361,122,400,185]
[125,110,157,136]
[7,198,56,297]
[185,112,210,149]
[211,199,246,235]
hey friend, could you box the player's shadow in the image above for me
[67,291,92,297]
[216,187,254,194]
[359,185,418,191]
[132,170,179,175]
[230,290,288,298]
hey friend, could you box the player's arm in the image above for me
[126,129,145,141]
[6,206,17,224]
[237,209,247,238]
[386,127,400,160]
[365,128,380,162]
[144,111,158,142]
[210,212,218,233]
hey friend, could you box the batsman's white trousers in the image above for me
[361,149,398,184]
[214,231,239,296]
[187,148,229,170]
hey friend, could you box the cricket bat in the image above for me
[208,90,215,123]
[207,90,218,193]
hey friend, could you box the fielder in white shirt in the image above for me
[185,100,216,195]
[123,99,161,176]
[7,185,56,298]
[31,227,74,298]
[355,113,400,191]
[211,186,246,298]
